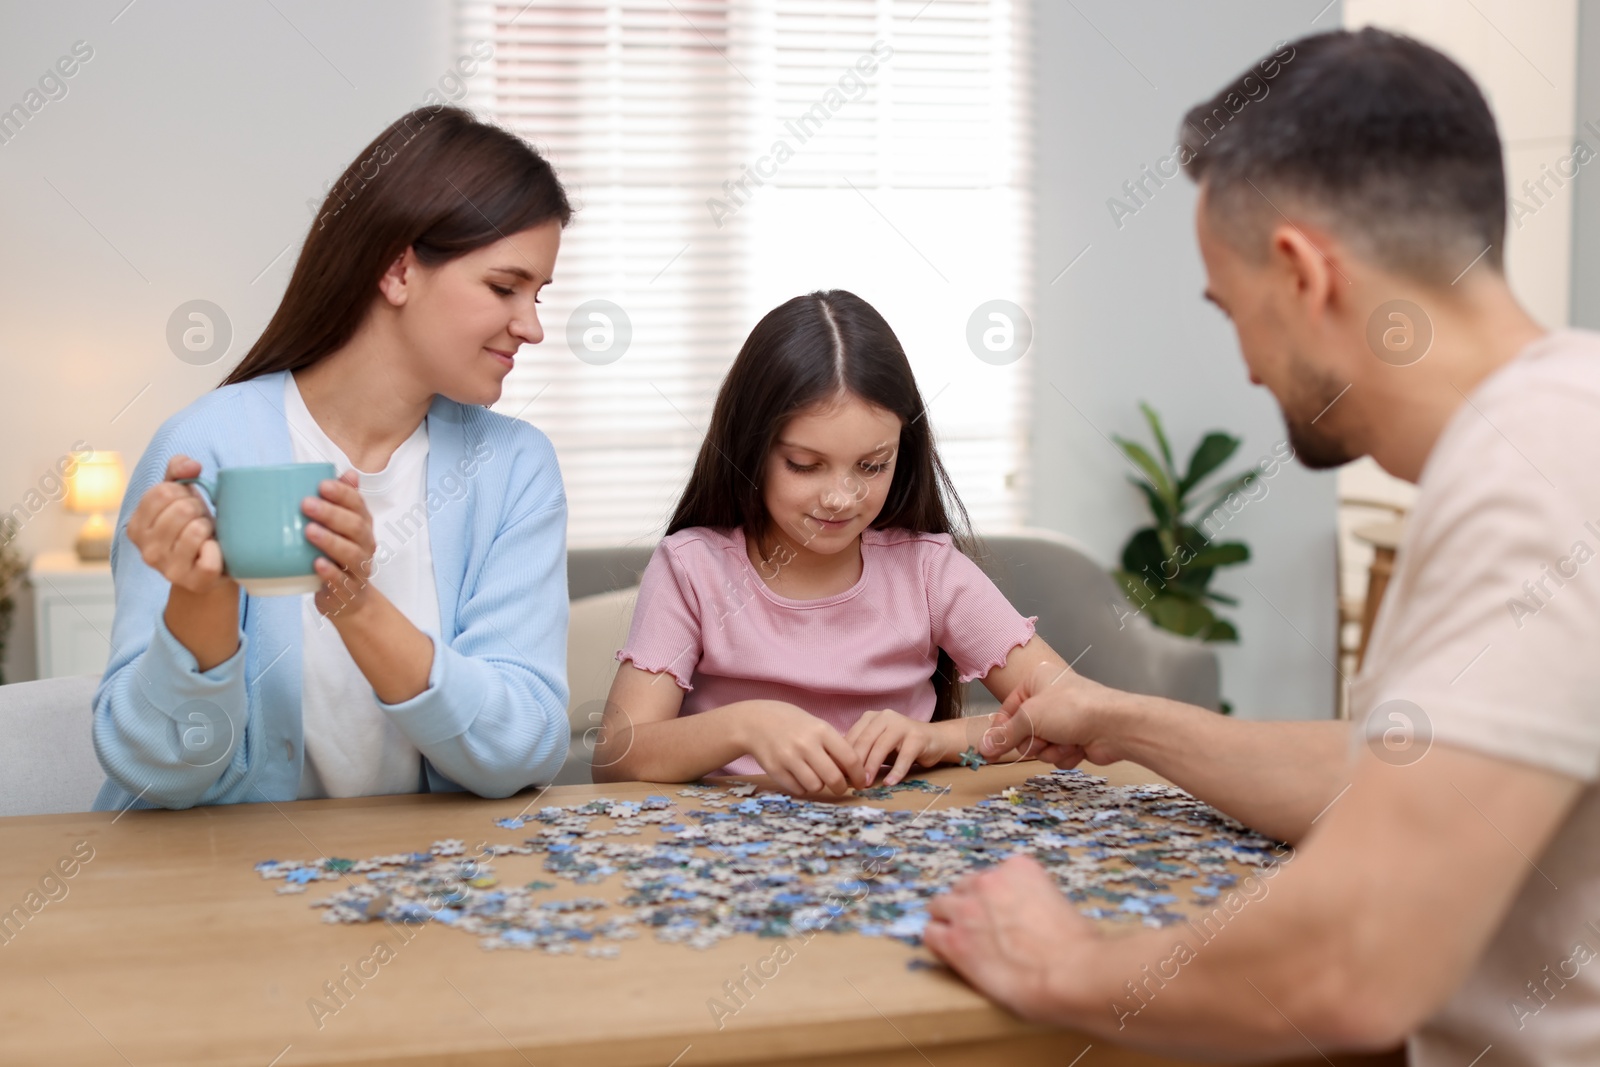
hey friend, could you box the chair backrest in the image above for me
[0,674,104,817]
[567,545,654,601]
[971,528,1221,710]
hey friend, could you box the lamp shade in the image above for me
[64,451,126,514]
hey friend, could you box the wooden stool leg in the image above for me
[1356,547,1395,670]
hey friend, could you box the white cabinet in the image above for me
[29,551,116,680]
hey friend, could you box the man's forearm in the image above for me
[1046,857,1373,1059]
[1105,694,1351,843]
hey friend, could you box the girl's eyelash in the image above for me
[784,459,891,474]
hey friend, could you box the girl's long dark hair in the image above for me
[667,290,975,721]
[222,106,571,385]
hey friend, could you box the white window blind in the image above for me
[458,0,1032,548]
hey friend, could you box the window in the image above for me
[459,0,1033,546]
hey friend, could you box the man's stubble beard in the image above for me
[1281,356,1359,471]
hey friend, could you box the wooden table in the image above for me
[0,761,1402,1067]
[1351,518,1407,669]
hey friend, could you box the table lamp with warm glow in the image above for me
[65,451,126,561]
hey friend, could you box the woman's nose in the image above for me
[510,303,543,346]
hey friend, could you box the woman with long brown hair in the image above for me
[92,106,574,809]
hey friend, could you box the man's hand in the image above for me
[983,660,1131,767]
[923,854,1099,1026]
[926,739,1584,1058]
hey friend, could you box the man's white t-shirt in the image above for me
[1348,330,1600,1067]
[284,372,442,799]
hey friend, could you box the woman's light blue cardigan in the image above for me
[91,370,571,811]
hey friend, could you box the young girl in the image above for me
[593,290,1068,795]
[94,106,572,810]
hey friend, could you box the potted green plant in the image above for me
[0,530,24,686]
[1112,402,1257,649]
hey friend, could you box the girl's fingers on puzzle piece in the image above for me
[819,729,867,789]
[865,729,903,786]
[885,741,920,787]
[803,744,851,795]
[785,753,825,795]
[845,709,892,748]
[843,711,875,749]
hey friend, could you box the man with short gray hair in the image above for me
[926,28,1600,1067]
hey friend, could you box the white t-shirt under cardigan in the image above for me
[284,372,439,799]
[91,369,571,810]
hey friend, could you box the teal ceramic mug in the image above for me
[175,462,335,596]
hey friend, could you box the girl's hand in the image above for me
[126,454,235,595]
[846,708,947,787]
[738,702,866,797]
[303,471,381,622]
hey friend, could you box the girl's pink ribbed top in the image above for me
[616,525,1038,776]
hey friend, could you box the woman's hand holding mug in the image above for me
[303,470,381,622]
[126,455,235,595]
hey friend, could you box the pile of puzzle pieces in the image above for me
[253,769,1284,957]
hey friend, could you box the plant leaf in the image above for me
[1186,542,1250,569]
[1128,477,1173,530]
[1113,437,1178,513]
[1203,617,1240,642]
[1179,432,1241,496]
[1188,471,1259,529]
[1202,589,1240,607]
[1119,528,1169,586]
[1139,401,1177,483]
[1149,595,1216,638]
[1112,569,1155,608]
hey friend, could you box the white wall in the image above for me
[0,0,455,682]
[1029,2,1349,720]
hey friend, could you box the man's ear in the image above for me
[376,246,416,307]
[1270,220,1346,328]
